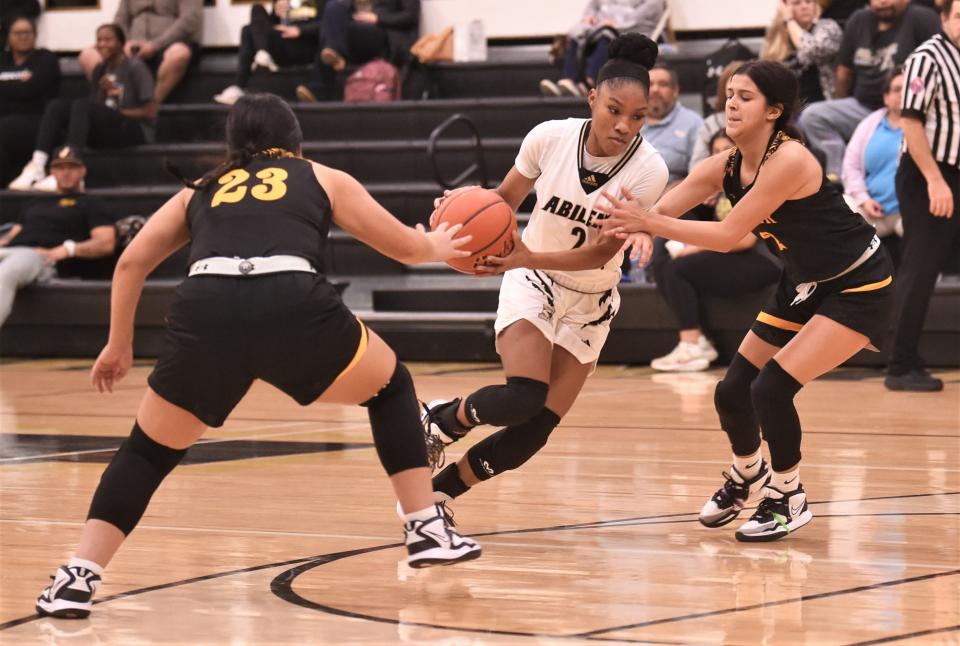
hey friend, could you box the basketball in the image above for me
[430,187,517,274]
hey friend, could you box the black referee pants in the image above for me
[35,98,146,156]
[888,154,960,373]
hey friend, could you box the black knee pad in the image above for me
[466,407,562,480]
[714,352,762,457]
[361,361,429,475]
[463,376,549,427]
[87,422,187,536]
[750,359,803,471]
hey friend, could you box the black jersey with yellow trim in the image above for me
[186,152,332,271]
[722,132,877,283]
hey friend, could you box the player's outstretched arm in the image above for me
[93,189,192,393]
[317,164,472,264]
[601,143,814,252]
[647,151,728,219]
[475,229,623,274]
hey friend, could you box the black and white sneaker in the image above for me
[735,485,813,542]
[699,460,771,528]
[421,399,470,469]
[36,565,101,619]
[422,399,468,444]
[404,505,481,568]
[395,492,457,527]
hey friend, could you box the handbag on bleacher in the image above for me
[410,26,454,64]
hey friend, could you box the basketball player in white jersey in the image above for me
[419,33,669,510]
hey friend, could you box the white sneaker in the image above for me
[697,336,719,362]
[735,485,813,542]
[699,460,771,528]
[36,565,101,619]
[556,79,583,96]
[8,160,46,191]
[33,174,58,192]
[252,49,278,73]
[539,79,561,96]
[651,341,711,372]
[214,85,245,106]
[404,506,481,568]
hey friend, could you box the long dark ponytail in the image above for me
[732,60,803,140]
[169,93,304,189]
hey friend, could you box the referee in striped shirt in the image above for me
[886,0,960,392]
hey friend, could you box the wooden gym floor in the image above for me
[0,359,957,645]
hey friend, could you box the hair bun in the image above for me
[608,33,659,69]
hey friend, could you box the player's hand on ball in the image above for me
[432,185,480,212]
[418,222,472,262]
[91,343,133,393]
[621,231,653,264]
[599,186,652,238]
[475,230,528,275]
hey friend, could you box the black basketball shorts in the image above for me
[751,248,895,351]
[147,273,366,427]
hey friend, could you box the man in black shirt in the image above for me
[0,146,116,325]
[799,0,939,181]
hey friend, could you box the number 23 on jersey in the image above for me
[211,167,289,207]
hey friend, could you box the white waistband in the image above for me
[791,235,881,306]
[188,255,316,277]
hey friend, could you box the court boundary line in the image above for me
[843,624,960,645]
[1,501,957,639]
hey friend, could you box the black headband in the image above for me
[596,60,650,86]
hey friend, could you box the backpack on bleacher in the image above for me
[344,59,401,103]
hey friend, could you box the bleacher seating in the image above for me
[2,42,958,366]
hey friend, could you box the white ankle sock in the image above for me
[732,450,763,481]
[31,151,48,168]
[403,505,439,523]
[68,557,104,575]
[771,466,800,492]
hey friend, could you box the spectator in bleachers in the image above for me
[841,67,904,263]
[0,146,116,327]
[539,0,666,97]
[798,0,939,184]
[295,0,419,103]
[641,63,703,184]
[8,24,156,192]
[77,0,202,104]
[648,131,782,372]
[0,16,60,187]
[761,0,842,105]
[214,0,323,106]
[820,0,868,25]
[688,60,745,172]
[0,0,39,42]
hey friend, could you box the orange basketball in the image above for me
[430,187,517,275]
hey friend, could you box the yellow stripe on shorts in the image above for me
[841,276,893,293]
[756,311,803,332]
[334,318,369,382]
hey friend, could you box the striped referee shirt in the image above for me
[901,33,960,168]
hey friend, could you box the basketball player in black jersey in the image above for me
[601,60,894,542]
[35,94,481,619]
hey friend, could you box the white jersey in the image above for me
[515,118,668,293]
